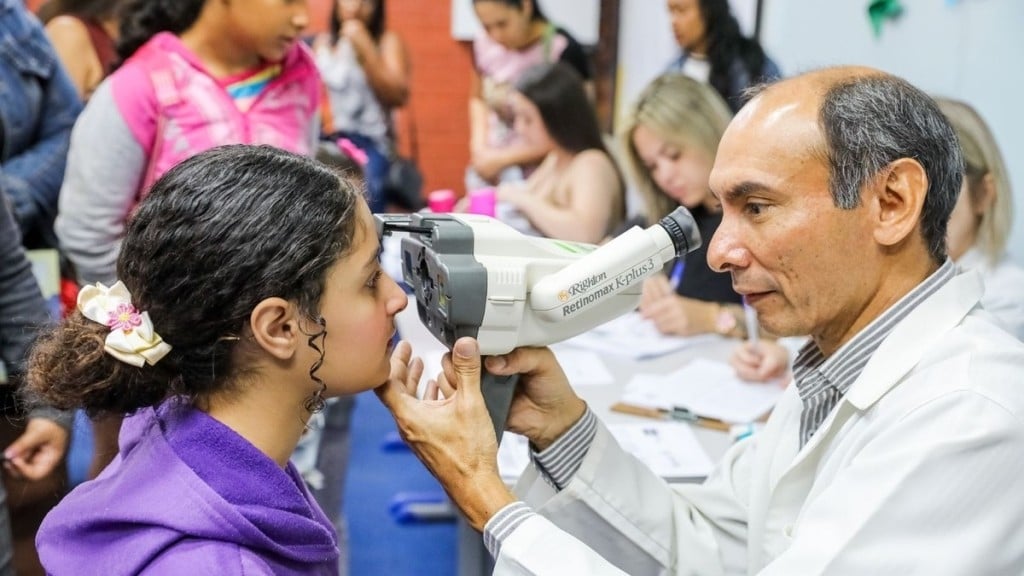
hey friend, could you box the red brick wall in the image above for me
[388,0,473,197]
[317,0,474,197]
[26,0,471,198]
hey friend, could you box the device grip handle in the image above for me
[481,368,519,445]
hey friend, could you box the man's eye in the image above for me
[745,203,766,216]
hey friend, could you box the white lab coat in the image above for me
[494,271,1024,575]
[958,247,1024,341]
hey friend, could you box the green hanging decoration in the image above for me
[867,0,904,38]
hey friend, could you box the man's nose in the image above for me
[707,215,748,273]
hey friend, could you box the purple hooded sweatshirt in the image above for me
[36,399,339,575]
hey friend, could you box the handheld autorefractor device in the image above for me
[375,207,702,441]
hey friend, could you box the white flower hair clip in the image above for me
[77,281,172,367]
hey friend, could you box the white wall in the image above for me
[761,0,1024,265]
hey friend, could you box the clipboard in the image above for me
[610,401,732,432]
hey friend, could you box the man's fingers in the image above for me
[425,379,440,401]
[451,338,482,396]
[406,357,424,396]
[436,373,457,399]
[483,346,555,378]
[391,340,413,366]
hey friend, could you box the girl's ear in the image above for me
[249,297,300,361]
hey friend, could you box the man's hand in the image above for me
[730,341,791,383]
[377,339,515,531]
[4,418,69,481]
[482,346,586,452]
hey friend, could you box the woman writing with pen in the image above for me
[620,74,747,337]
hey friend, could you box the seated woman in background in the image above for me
[40,0,122,101]
[468,0,593,188]
[619,73,747,337]
[937,97,1024,340]
[495,62,624,244]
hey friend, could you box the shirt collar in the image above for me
[793,259,956,399]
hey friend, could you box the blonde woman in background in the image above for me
[619,73,747,338]
[938,97,1024,340]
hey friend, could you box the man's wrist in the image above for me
[455,474,517,532]
[531,397,587,452]
[532,408,598,491]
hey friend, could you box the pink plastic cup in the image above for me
[428,189,457,213]
[467,187,497,217]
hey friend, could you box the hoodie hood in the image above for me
[37,399,338,575]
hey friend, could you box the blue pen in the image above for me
[669,258,686,291]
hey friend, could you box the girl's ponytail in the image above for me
[115,0,205,63]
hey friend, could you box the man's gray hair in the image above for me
[820,75,963,263]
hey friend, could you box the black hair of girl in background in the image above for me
[473,0,548,23]
[114,0,205,63]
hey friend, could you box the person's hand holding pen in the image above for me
[731,340,791,383]
[639,259,720,336]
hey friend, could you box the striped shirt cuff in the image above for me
[532,408,598,490]
[483,501,535,559]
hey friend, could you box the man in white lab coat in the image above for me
[379,67,1024,575]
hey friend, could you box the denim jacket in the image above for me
[0,0,81,249]
[0,177,71,428]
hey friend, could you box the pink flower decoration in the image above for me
[106,303,143,332]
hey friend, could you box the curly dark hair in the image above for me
[27,145,362,416]
[115,0,205,62]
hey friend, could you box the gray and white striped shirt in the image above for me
[792,259,955,447]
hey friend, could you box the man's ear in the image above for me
[869,158,927,249]
[249,297,300,361]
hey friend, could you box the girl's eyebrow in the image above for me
[363,244,383,271]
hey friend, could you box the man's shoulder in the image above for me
[909,310,1024,408]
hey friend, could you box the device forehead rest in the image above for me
[376,214,489,350]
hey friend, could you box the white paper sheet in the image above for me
[560,312,720,360]
[496,423,715,483]
[608,421,715,480]
[550,346,615,387]
[621,359,784,423]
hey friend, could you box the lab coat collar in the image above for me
[844,269,983,410]
[769,270,984,485]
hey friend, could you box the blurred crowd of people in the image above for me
[0,0,1020,574]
